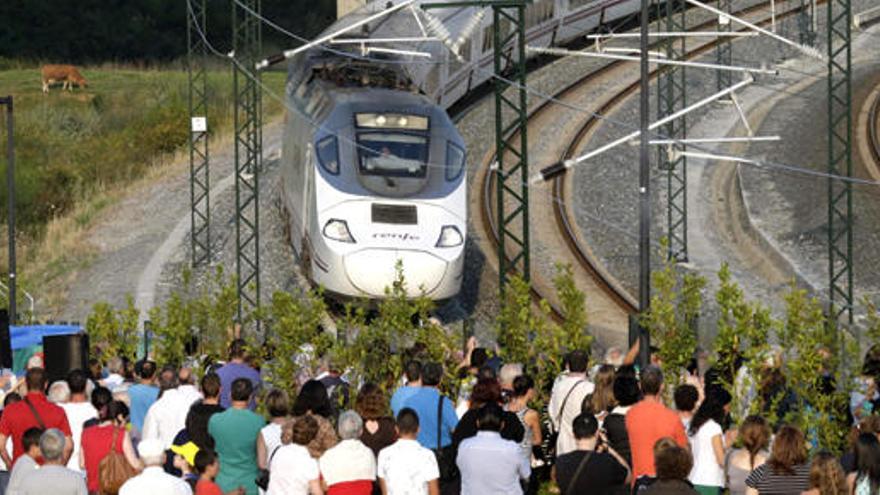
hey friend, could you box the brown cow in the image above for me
[41,64,88,93]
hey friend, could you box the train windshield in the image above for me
[357,132,428,177]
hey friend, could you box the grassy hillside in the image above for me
[0,65,286,316]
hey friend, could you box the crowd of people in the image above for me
[0,337,876,495]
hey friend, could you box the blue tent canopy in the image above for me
[11,324,82,350]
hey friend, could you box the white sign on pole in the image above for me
[719,14,730,25]
[191,117,207,133]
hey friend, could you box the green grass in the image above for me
[0,66,285,230]
[0,65,286,316]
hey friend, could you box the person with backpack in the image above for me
[549,351,595,457]
[80,401,141,494]
[554,413,630,495]
[0,368,74,469]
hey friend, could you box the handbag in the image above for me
[98,427,137,495]
[545,379,586,463]
[432,394,459,482]
[255,445,281,490]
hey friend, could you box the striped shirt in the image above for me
[745,463,811,495]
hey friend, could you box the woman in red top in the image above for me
[195,449,244,495]
[80,400,142,493]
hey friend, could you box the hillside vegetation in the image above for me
[0,65,286,315]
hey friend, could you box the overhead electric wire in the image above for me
[190,0,880,309]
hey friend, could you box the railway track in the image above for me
[477,0,818,341]
[869,85,880,170]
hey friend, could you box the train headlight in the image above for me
[323,219,355,243]
[436,225,463,248]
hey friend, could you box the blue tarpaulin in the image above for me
[11,324,82,350]
[9,325,82,373]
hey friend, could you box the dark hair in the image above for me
[640,366,664,396]
[768,425,808,475]
[230,378,253,402]
[421,362,443,387]
[158,366,178,393]
[855,433,880,493]
[471,348,488,368]
[201,372,221,399]
[654,438,692,481]
[4,392,20,407]
[470,379,502,408]
[477,365,497,382]
[289,415,319,445]
[292,380,332,418]
[396,407,420,435]
[476,403,504,432]
[863,345,880,378]
[613,375,641,407]
[404,361,422,382]
[139,360,157,380]
[688,387,731,436]
[355,383,388,420]
[512,375,534,398]
[194,449,217,474]
[266,389,290,418]
[229,338,247,360]
[739,416,771,469]
[90,386,113,417]
[673,384,699,413]
[25,368,47,392]
[572,412,598,440]
[22,427,43,451]
[108,401,129,423]
[67,369,88,395]
[567,350,589,373]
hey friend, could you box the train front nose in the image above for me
[343,249,449,297]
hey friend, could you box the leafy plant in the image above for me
[640,242,705,389]
[84,295,139,362]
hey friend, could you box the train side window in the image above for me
[446,141,466,181]
[316,136,339,175]
[482,26,493,53]
[448,39,471,77]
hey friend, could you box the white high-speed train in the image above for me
[281,0,640,299]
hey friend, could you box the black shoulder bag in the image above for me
[432,395,459,482]
[255,445,281,490]
[23,397,46,430]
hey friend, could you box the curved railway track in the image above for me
[478,1,819,339]
[869,86,880,170]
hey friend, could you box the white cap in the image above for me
[138,439,165,459]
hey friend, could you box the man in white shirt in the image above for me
[548,350,595,456]
[378,408,439,495]
[142,367,201,448]
[120,439,191,495]
[319,411,375,492]
[59,370,97,473]
[456,403,529,495]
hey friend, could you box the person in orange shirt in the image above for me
[625,366,688,485]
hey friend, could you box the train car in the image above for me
[281,51,467,300]
[281,0,643,300]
